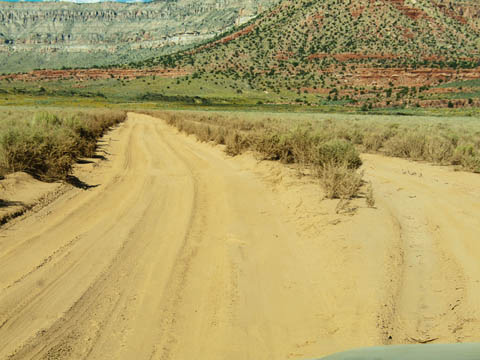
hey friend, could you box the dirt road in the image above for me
[0,113,479,359]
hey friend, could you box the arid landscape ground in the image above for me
[1,0,480,359]
[0,112,479,359]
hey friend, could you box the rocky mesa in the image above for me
[0,0,279,73]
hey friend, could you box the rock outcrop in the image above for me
[0,0,278,72]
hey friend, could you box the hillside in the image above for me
[1,0,480,109]
[0,0,279,73]
[137,0,480,105]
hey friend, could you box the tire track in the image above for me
[363,154,480,346]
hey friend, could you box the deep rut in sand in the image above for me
[0,113,479,360]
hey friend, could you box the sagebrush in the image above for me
[0,109,127,181]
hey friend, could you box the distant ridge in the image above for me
[0,0,279,73]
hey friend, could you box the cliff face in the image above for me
[0,0,278,72]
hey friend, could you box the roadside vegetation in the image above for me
[145,110,480,199]
[145,111,364,199]
[0,108,126,181]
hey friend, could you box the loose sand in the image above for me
[0,113,479,359]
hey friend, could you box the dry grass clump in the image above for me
[312,140,362,169]
[365,181,375,207]
[225,131,251,156]
[0,110,126,181]
[313,141,364,199]
[317,162,363,199]
[452,145,480,173]
[383,133,427,159]
[423,135,457,164]
[253,132,296,163]
[380,130,479,172]
[362,128,397,152]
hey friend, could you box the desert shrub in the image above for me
[225,131,250,156]
[0,110,126,181]
[362,126,398,152]
[0,124,77,179]
[452,145,480,172]
[383,132,426,159]
[463,156,480,173]
[253,132,295,163]
[152,110,480,176]
[363,132,385,152]
[213,127,228,145]
[424,135,455,163]
[196,124,214,142]
[365,182,375,207]
[328,123,364,145]
[346,129,364,145]
[289,127,317,165]
[312,139,362,169]
[317,162,363,199]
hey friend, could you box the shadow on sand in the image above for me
[66,175,100,190]
[0,199,24,208]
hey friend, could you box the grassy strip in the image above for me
[359,126,480,173]
[152,110,480,174]
[145,111,365,199]
[0,110,126,181]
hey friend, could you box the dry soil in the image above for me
[0,113,479,360]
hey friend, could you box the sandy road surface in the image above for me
[361,154,480,346]
[0,113,479,360]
